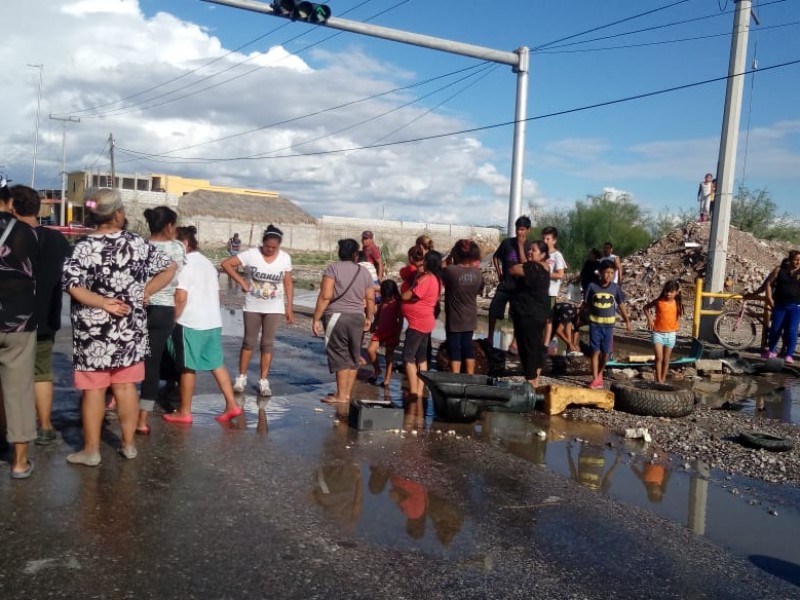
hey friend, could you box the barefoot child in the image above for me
[366,280,403,386]
[642,280,683,383]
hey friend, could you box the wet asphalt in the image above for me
[1,311,799,599]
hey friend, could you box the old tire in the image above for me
[737,432,794,453]
[610,381,695,418]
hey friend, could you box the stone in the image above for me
[695,359,724,372]
[541,384,615,416]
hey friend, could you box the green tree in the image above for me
[729,186,800,243]
[532,192,652,268]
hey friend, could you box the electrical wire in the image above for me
[115,57,800,164]
[536,0,787,52]
[70,0,404,120]
[537,20,798,54]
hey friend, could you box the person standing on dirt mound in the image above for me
[759,250,800,363]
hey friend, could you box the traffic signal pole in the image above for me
[201,0,529,234]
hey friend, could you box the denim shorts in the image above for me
[651,331,677,349]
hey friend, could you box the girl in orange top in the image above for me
[643,280,683,383]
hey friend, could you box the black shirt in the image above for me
[510,262,551,320]
[34,226,72,338]
[0,212,38,333]
[773,266,800,305]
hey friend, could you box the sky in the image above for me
[2,0,798,228]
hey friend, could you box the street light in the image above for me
[27,63,44,189]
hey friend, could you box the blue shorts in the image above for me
[589,325,615,353]
[652,331,677,349]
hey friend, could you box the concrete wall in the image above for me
[113,194,500,256]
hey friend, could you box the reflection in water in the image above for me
[631,461,671,503]
[311,460,363,529]
[366,465,464,546]
[566,442,621,493]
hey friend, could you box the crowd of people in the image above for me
[2,183,799,480]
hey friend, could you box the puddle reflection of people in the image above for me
[567,443,621,492]
[631,461,672,503]
[368,466,464,545]
[389,475,428,539]
[311,461,363,529]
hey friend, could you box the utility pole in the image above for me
[201,0,529,235]
[49,115,80,226]
[700,0,754,339]
[109,133,116,188]
[27,63,44,189]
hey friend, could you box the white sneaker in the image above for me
[258,378,272,397]
[233,374,247,393]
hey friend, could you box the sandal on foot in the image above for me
[215,407,243,422]
[163,412,193,424]
[67,451,101,467]
[118,446,138,460]
[136,425,151,435]
[10,460,34,479]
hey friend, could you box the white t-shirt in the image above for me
[547,249,567,297]
[176,252,222,330]
[238,248,293,314]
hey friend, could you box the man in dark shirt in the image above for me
[487,216,531,347]
[0,184,39,478]
[12,187,71,445]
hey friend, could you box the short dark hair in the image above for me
[337,238,360,261]
[9,185,41,217]
[515,216,532,229]
[598,258,617,271]
[541,225,558,239]
[176,225,199,251]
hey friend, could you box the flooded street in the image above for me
[1,292,798,597]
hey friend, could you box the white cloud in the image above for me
[2,0,525,227]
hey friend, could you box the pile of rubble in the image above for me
[598,222,794,327]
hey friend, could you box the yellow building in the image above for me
[66,170,280,206]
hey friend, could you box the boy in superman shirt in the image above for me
[580,260,631,389]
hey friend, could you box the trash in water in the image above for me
[624,427,652,443]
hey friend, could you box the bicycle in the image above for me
[712,297,765,351]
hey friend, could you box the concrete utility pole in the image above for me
[50,115,80,226]
[201,0,530,235]
[27,64,44,189]
[109,133,116,188]
[701,0,754,338]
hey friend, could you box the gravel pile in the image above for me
[614,221,794,327]
[566,404,800,485]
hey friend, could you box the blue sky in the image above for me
[3,0,799,226]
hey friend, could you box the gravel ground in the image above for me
[565,404,800,486]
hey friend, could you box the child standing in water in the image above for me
[366,280,403,387]
[643,280,683,383]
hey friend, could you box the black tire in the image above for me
[713,311,759,351]
[611,381,695,418]
[737,431,794,453]
[759,357,785,373]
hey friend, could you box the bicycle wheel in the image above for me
[714,311,759,350]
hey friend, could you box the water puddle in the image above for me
[308,405,800,584]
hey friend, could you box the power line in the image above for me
[71,0,408,120]
[537,0,787,52]
[116,57,800,164]
[537,20,798,54]
[115,0,700,159]
[56,0,376,118]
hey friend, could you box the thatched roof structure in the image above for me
[178,189,316,224]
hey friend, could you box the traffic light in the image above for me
[271,0,331,23]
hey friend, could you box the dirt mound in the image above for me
[618,221,793,325]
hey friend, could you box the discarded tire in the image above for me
[759,357,786,373]
[610,381,695,418]
[737,432,794,453]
